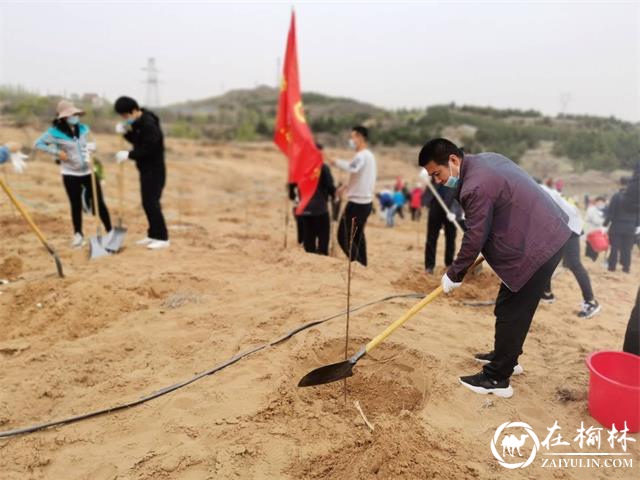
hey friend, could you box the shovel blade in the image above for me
[89,236,110,259]
[52,252,64,278]
[104,226,127,252]
[298,360,355,387]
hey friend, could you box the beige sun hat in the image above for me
[56,100,85,119]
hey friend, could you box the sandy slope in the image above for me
[0,128,638,479]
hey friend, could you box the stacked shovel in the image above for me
[87,152,127,259]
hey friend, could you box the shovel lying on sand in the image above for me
[298,257,485,387]
[0,178,64,278]
[104,161,127,252]
[87,153,109,259]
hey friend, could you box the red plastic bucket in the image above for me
[586,230,609,253]
[586,351,640,433]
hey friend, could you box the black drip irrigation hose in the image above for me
[0,293,424,439]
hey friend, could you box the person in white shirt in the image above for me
[585,196,606,234]
[330,126,377,266]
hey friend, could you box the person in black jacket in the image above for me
[424,183,459,274]
[299,144,336,255]
[623,160,640,247]
[623,287,640,355]
[621,163,640,354]
[114,96,169,250]
[605,177,636,272]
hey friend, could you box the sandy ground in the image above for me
[0,126,638,479]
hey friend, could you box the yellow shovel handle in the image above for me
[0,178,51,249]
[365,257,485,354]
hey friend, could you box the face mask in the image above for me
[67,115,80,125]
[124,117,135,126]
[444,161,459,188]
[348,138,357,150]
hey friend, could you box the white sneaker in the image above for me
[71,233,84,248]
[147,239,170,250]
[136,237,154,246]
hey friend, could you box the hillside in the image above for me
[1,85,638,171]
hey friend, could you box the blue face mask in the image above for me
[444,162,459,188]
[67,115,80,125]
[123,117,135,126]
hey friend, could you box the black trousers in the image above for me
[410,207,421,221]
[609,233,634,272]
[338,201,372,266]
[140,168,168,241]
[301,213,330,255]
[484,246,565,381]
[425,205,456,270]
[294,208,304,245]
[62,174,111,235]
[623,287,640,355]
[545,233,594,302]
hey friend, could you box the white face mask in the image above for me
[67,115,80,125]
[348,138,357,150]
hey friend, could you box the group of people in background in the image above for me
[21,96,170,251]
[290,125,377,266]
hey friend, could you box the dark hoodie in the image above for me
[124,109,165,172]
[622,161,640,228]
[302,164,336,216]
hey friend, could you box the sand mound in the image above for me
[256,340,431,422]
[296,338,429,416]
[289,421,479,480]
[0,255,23,279]
[392,264,501,301]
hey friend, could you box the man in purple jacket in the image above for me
[419,139,572,398]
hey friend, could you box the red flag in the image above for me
[274,11,322,215]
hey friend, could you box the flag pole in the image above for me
[283,184,289,249]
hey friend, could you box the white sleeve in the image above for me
[335,154,365,173]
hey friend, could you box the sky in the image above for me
[0,0,638,121]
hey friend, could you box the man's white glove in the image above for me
[10,152,27,174]
[441,273,462,294]
[446,212,457,223]
[115,150,129,163]
[419,167,431,184]
[115,123,128,134]
[635,226,640,235]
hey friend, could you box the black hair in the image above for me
[418,138,463,167]
[315,142,324,150]
[352,125,368,140]
[595,196,606,202]
[114,96,140,115]
[621,176,630,186]
[52,118,79,138]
